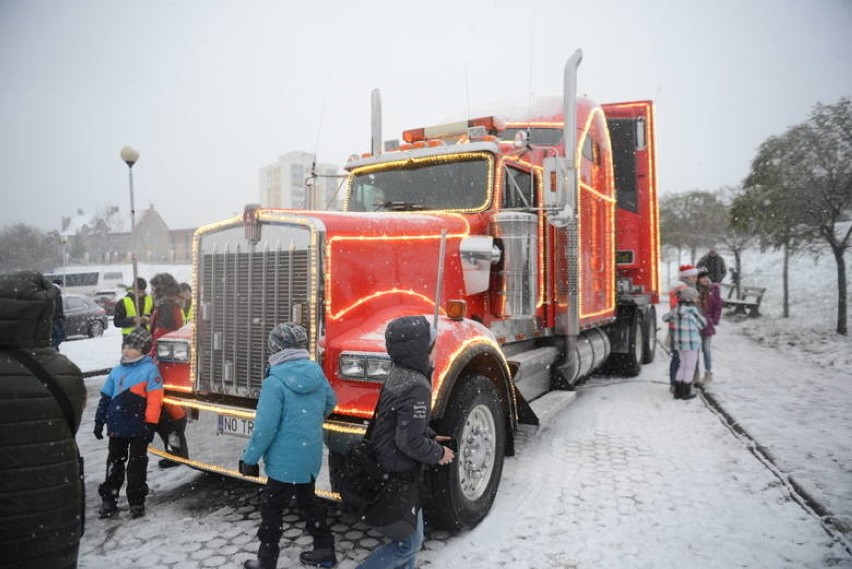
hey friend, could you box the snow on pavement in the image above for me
[431,369,848,569]
[69,317,852,568]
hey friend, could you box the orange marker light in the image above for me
[446,300,467,320]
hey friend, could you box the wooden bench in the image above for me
[719,284,767,317]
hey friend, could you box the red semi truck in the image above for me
[151,50,661,530]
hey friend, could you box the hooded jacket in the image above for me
[671,301,707,351]
[370,316,444,473]
[242,351,336,483]
[0,271,86,569]
[94,354,163,438]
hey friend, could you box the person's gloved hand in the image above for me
[239,460,260,477]
[94,422,104,440]
[143,423,156,443]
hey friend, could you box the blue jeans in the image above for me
[702,336,713,371]
[356,509,423,569]
[669,350,679,386]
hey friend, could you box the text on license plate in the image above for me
[218,415,254,438]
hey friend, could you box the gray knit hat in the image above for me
[123,327,153,354]
[678,286,699,302]
[268,322,308,352]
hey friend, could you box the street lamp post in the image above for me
[120,146,142,327]
[59,235,68,286]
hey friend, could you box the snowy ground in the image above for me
[58,249,851,568]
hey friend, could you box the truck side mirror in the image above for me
[544,156,576,227]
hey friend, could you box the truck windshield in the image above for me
[347,155,491,212]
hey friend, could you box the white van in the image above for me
[44,269,126,296]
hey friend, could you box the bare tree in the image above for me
[0,224,62,273]
[741,98,852,334]
[660,190,728,263]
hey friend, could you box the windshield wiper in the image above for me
[375,201,428,212]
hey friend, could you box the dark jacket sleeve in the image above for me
[394,383,444,467]
[95,393,110,426]
[113,297,130,329]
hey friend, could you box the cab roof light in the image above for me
[468,116,497,131]
[402,128,426,143]
[402,116,500,144]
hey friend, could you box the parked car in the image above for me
[92,289,121,316]
[63,293,108,339]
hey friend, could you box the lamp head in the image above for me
[120,146,140,167]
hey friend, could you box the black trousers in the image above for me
[98,436,149,506]
[257,478,334,551]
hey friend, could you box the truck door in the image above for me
[602,101,660,303]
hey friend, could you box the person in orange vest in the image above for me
[113,277,153,335]
[179,282,194,323]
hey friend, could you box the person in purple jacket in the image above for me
[696,267,723,385]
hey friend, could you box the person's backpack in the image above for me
[337,439,385,513]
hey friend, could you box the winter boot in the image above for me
[98,498,118,519]
[703,370,714,384]
[673,381,682,399]
[681,382,697,400]
[129,504,146,519]
[244,543,279,569]
[299,548,337,568]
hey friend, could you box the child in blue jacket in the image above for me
[240,323,337,569]
[94,327,163,519]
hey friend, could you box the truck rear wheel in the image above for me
[424,375,506,530]
[642,306,657,364]
[608,313,642,377]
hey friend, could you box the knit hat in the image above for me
[123,327,153,354]
[268,322,308,352]
[679,264,699,279]
[678,287,699,302]
[697,267,710,278]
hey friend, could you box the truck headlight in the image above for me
[339,352,391,382]
[157,340,191,363]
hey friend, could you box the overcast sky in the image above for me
[1,0,850,232]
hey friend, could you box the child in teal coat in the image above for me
[240,323,337,569]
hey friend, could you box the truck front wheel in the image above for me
[424,375,506,530]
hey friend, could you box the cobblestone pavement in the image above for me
[80,467,454,568]
[77,369,850,568]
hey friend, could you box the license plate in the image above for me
[217,415,254,438]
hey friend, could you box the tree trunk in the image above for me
[833,246,848,335]
[782,242,790,318]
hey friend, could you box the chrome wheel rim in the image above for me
[458,403,497,501]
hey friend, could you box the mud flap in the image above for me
[515,387,540,426]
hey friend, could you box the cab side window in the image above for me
[502,166,534,209]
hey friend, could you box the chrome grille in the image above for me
[195,223,314,398]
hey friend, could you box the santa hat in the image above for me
[679,264,699,279]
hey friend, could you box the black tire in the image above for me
[88,319,105,338]
[642,306,657,364]
[609,314,642,377]
[423,375,506,531]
